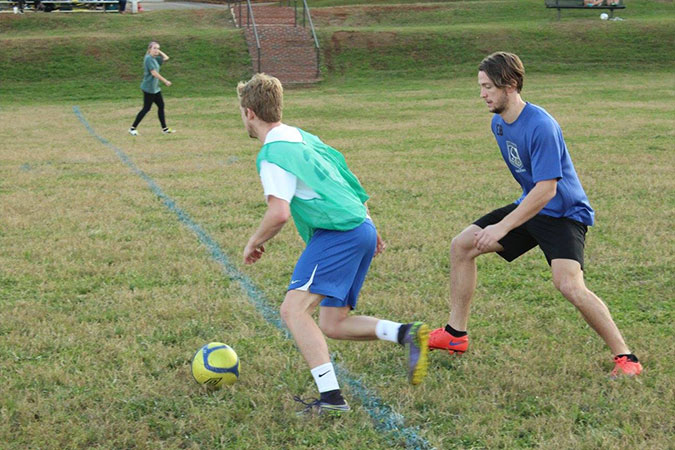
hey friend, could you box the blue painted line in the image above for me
[73,106,433,450]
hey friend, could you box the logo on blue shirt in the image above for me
[507,141,525,172]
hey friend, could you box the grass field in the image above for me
[1,1,674,448]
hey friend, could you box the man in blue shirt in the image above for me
[429,52,642,378]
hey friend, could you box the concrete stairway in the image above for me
[232,2,320,85]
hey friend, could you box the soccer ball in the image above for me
[191,342,240,388]
[600,13,609,20]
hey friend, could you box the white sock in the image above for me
[375,319,402,344]
[311,362,339,393]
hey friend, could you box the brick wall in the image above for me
[233,4,320,84]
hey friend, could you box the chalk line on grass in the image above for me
[73,106,433,450]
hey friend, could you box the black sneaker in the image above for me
[293,396,351,416]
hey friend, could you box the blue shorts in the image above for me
[288,219,376,310]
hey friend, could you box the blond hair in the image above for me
[237,73,283,123]
[478,52,525,93]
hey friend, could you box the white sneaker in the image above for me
[129,128,138,136]
[162,128,176,134]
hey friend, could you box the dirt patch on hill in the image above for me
[312,4,445,27]
[323,30,403,72]
[329,30,398,51]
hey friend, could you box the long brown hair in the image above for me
[478,52,525,92]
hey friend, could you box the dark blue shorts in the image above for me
[288,219,376,310]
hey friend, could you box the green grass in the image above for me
[1,1,674,449]
[310,0,674,22]
[311,0,675,81]
[1,0,674,102]
[0,10,251,103]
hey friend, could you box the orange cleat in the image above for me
[428,328,469,355]
[610,355,643,379]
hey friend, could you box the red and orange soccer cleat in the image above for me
[428,328,469,355]
[610,355,643,379]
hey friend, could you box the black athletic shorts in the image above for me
[473,203,588,269]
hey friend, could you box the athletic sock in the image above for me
[445,324,467,338]
[397,323,412,345]
[376,320,403,344]
[311,362,339,394]
[319,389,345,405]
[617,353,639,363]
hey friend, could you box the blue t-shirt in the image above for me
[491,103,594,226]
[140,54,163,94]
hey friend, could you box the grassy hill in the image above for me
[0,10,250,103]
[1,2,674,449]
[1,0,673,102]
[313,0,674,81]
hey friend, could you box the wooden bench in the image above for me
[545,0,626,20]
[0,0,120,13]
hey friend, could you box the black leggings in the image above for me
[132,91,167,129]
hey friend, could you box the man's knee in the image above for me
[553,275,587,306]
[318,307,350,339]
[279,298,294,326]
[318,308,347,339]
[551,260,588,305]
[280,294,306,325]
[451,230,478,261]
[280,290,321,325]
[318,318,340,339]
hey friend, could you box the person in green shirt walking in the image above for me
[129,41,175,136]
[237,73,429,415]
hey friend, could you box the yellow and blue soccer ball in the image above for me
[191,342,239,388]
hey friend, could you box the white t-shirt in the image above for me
[259,124,319,203]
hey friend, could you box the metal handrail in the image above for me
[300,0,320,77]
[232,0,320,79]
[246,0,262,73]
[228,0,262,73]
